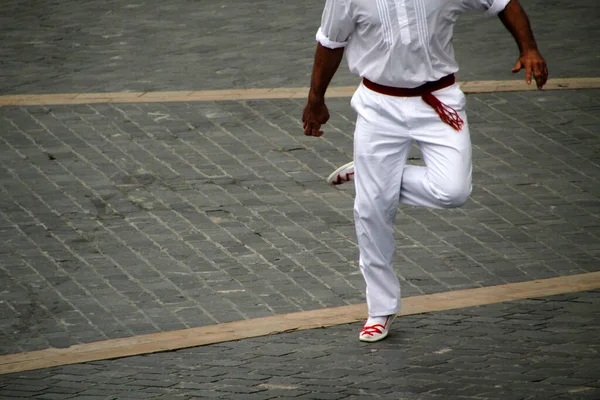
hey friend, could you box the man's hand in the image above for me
[499,0,548,90]
[302,99,330,137]
[512,49,548,89]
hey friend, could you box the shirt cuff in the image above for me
[484,0,511,17]
[316,27,348,49]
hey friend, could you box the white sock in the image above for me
[365,315,390,327]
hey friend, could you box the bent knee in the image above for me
[432,183,472,208]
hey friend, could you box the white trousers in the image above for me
[351,82,472,317]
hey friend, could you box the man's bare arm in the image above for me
[308,43,345,102]
[498,0,548,89]
[302,43,345,137]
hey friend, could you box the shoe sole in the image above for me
[326,161,354,185]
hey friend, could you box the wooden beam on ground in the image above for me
[1,272,599,375]
[0,77,599,106]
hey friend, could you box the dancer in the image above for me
[302,0,547,342]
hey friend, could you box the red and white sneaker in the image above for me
[326,161,354,186]
[359,315,396,342]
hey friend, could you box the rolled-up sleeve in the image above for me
[316,0,355,49]
[461,0,511,16]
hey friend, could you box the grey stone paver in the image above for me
[1,291,599,399]
[1,0,599,94]
[1,87,600,354]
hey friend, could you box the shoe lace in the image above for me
[334,171,354,184]
[360,323,385,337]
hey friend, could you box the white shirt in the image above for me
[317,0,511,88]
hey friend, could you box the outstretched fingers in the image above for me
[512,59,523,74]
[534,62,548,89]
[528,59,548,89]
[512,52,548,90]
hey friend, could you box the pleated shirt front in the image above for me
[317,0,510,88]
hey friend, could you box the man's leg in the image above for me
[351,86,411,319]
[400,86,472,209]
[350,84,471,341]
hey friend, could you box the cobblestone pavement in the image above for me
[1,0,600,397]
[1,291,599,399]
[1,88,599,355]
[1,0,599,94]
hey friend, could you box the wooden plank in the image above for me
[459,77,600,93]
[1,78,598,107]
[1,272,599,375]
[74,92,144,100]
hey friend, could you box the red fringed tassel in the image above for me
[421,93,464,131]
